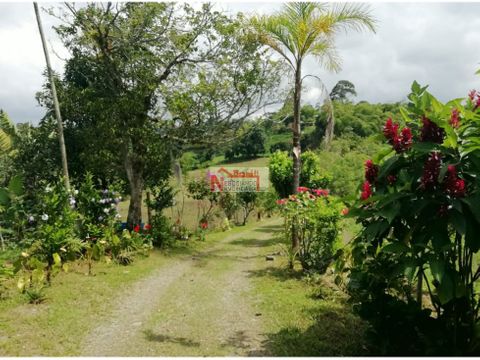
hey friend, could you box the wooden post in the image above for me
[33,2,70,191]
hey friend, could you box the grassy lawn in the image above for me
[246,221,370,356]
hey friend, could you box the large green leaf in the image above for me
[8,175,23,197]
[0,188,10,206]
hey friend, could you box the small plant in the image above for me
[277,187,343,273]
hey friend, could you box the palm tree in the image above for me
[252,3,376,251]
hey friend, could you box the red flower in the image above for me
[443,165,466,197]
[144,224,151,231]
[297,186,309,193]
[469,90,477,101]
[360,181,373,200]
[133,224,140,233]
[420,152,442,190]
[341,208,349,216]
[387,174,397,185]
[276,199,287,205]
[200,221,208,229]
[365,160,379,183]
[312,189,329,197]
[450,108,460,128]
[383,119,412,153]
[420,116,445,144]
[383,118,399,141]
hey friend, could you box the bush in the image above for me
[342,82,480,355]
[269,150,331,198]
[278,188,343,272]
[150,214,175,247]
[269,141,291,154]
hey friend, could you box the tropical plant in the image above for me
[269,150,331,198]
[343,82,480,355]
[277,187,343,272]
[252,2,375,196]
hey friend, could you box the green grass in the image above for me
[0,226,240,356]
[246,223,370,356]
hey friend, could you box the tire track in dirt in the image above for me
[81,218,281,356]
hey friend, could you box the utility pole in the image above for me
[33,2,70,191]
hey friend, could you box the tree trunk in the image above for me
[146,190,152,226]
[323,101,335,149]
[125,146,144,228]
[417,267,423,308]
[291,61,302,253]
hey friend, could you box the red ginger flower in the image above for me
[383,118,412,153]
[469,90,477,101]
[365,160,379,183]
[383,118,398,141]
[133,224,140,233]
[420,152,442,190]
[444,165,466,197]
[450,108,460,128]
[420,116,445,143]
[387,174,397,185]
[361,181,373,200]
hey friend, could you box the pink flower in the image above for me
[276,199,287,205]
[144,224,151,231]
[469,90,477,101]
[341,208,349,216]
[450,108,460,128]
[297,186,309,193]
[312,189,329,197]
[360,181,373,200]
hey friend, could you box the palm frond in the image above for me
[310,39,341,73]
[0,129,11,153]
[326,3,377,35]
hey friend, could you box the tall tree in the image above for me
[49,3,281,226]
[252,2,375,251]
[329,80,357,102]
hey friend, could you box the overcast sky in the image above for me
[1,2,480,124]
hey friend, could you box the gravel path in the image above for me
[81,218,281,356]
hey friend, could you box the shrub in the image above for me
[342,82,480,355]
[150,214,175,248]
[269,141,291,154]
[278,187,343,272]
[238,191,258,225]
[218,192,239,221]
[269,150,331,198]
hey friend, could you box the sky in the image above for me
[0,1,480,124]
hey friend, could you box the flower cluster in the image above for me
[469,90,480,110]
[361,181,373,200]
[444,165,466,198]
[420,151,442,190]
[365,160,379,183]
[276,187,331,206]
[420,116,445,143]
[97,189,121,222]
[450,108,460,128]
[383,118,412,153]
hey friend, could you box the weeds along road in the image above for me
[81,217,283,356]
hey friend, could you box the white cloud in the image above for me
[1,2,480,124]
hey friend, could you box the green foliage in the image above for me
[269,150,331,198]
[224,126,267,161]
[278,189,343,273]
[237,191,258,225]
[343,82,480,355]
[329,80,357,102]
[150,214,175,248]
[218,192,240,220]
